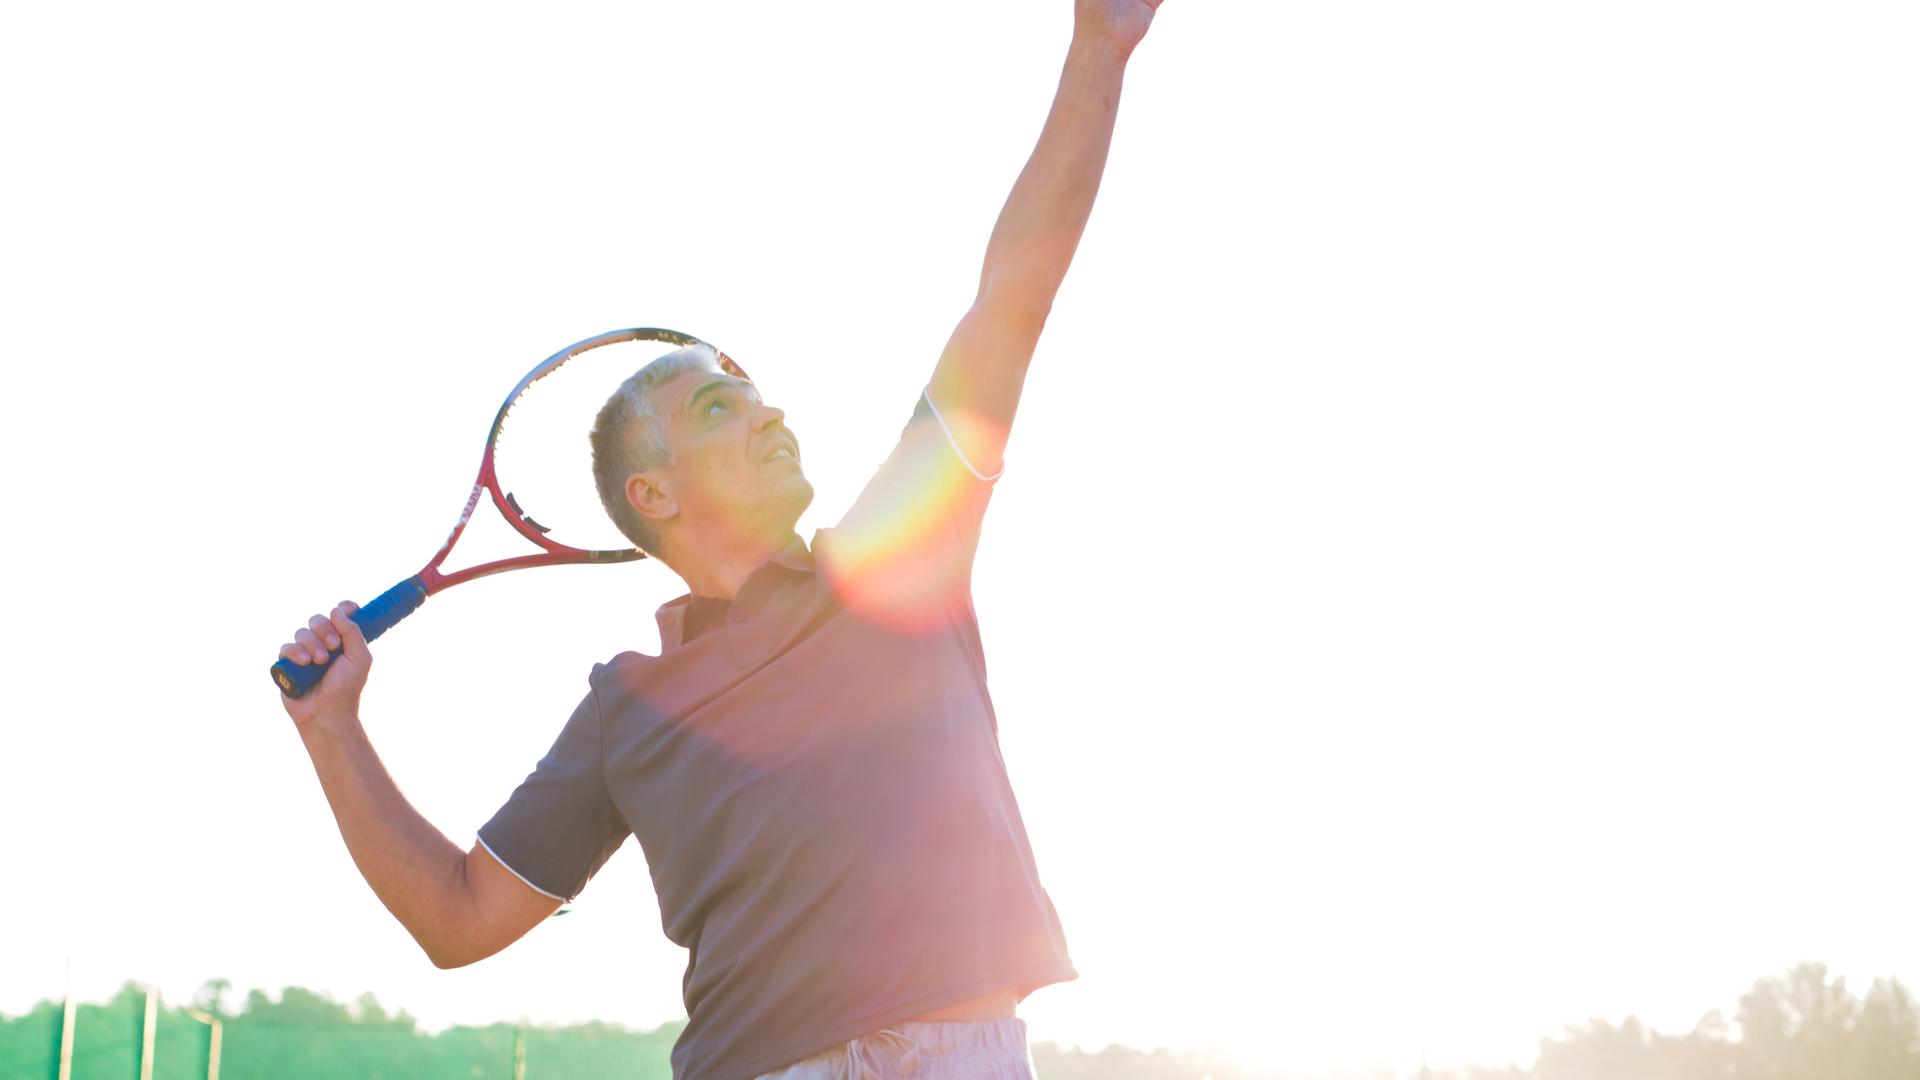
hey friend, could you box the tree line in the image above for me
[1030,963,1920,1080]
[1,962,1913,1078]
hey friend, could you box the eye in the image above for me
[705,399,731,417]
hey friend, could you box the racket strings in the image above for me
[490,341,676,556]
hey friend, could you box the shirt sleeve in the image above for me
[819,389,999,623]
[476,679,629,903]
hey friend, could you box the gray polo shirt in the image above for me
[477,395,1077,1080]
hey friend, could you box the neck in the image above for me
[662,525,799,600]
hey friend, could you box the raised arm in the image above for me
[927,0,1164,475]
[825,3,1162,615]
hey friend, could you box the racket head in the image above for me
[424,328,753,587]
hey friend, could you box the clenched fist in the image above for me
[276,602,372,733]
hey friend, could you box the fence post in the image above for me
[513,1023,527,1080]
[56,962,75,1080]
[139,986,158,1080]
[188,1008,223,1080]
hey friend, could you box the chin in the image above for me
[746,473,813,534]
[781,474,816,522]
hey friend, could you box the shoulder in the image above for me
[595,650,658,675]
[586,651,662,705]
[590,650,656,681]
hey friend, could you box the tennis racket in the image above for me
[269,326,751,698]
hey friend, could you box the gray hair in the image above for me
[590,343,722,554]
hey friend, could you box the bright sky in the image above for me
[3,1,1917,1075]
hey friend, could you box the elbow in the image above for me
[424,849,483,969]
[421,911,509,971]
[971,296,1053,351]
[430,937,487,972]
[977,277,1056,336]
[419,903,482,970]
[426,940,474,970]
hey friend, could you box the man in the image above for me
[275,2,1165,1076]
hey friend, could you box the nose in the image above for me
[750,401,785,429]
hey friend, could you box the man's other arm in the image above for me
[927,2,1162,475]
[279,605,560,969]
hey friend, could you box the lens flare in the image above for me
[819,403,1007,635]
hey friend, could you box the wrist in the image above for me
[1068,27,1134,69]
[297,708,365,750]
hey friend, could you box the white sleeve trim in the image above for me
[475,834,569,903]
[921,387,1004,483]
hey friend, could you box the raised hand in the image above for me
[1074,0,1165,60]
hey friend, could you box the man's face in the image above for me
[643,369,813,542]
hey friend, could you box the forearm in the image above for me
[976,33,1129,316]
[299,715,474,967]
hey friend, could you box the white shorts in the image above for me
[751,1018,1036,1080]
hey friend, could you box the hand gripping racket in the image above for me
[270,327,752,698]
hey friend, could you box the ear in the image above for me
[626,470,679,525]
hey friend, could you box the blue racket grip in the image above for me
[269,576,428,698]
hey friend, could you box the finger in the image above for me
[294,627,328,665]
[308,614,343,653]
[283,629,323,664]
[331,604,372,664]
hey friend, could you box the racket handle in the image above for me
[269,576,429,699]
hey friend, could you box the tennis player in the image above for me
[277,3,1164,1076]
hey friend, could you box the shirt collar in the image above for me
[766,532,814,574]
[654,534,814,652]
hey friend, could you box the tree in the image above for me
[352,991,417,1032]
[192,977,233,1019]
[240,985,353,1027]
[1737,962,1861,1079]
[1855,978,1920,1080]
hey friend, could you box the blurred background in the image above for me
[1,1,1915,1077]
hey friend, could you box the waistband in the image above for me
[839,1018,1029,1080]
[861,1018,1028,1055]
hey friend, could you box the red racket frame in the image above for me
[423,326,749,590]
[270,326,749,697]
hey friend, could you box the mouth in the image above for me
[762,438,799,463]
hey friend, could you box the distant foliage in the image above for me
[1,964,1915,1079]
[1425,963,1920,1080]
[0,981,682,1080]
[1031,964,1920,1080]
[0,982,211,1080]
